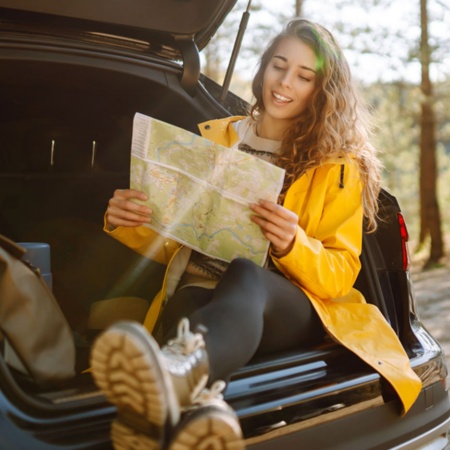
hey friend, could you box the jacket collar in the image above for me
[198,116,247,147]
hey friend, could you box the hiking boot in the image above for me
[168,380,245,450]
[91,321,181,449]
[90,319,209,449]
[161,317,209,407]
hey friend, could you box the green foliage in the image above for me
[365,78,450,247]
[365,82,420,236]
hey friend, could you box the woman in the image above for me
[91,19,422,450]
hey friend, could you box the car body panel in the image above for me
[0,0,237,51]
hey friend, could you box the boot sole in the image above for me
[168,406,245,450]
[90,321,180,449]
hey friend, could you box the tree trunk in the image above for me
[419,0,444,266]
[295,0,303,16]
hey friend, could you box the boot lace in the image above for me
[195,380,226,403]
[165,318,205,356]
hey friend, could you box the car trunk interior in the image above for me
[0,58,225,342]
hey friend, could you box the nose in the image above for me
[279,71,293,88]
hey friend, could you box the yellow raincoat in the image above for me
[105,116,422,414]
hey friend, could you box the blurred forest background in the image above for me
[202,0,450,269]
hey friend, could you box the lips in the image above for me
[272,91,292,103]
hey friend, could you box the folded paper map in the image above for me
[130,113,285,266]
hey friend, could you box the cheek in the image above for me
[262,71,271,89]
[262,75,273,98]
[263,66,279,85]
[299,84,315,103]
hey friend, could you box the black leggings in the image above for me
[160,258,324,383]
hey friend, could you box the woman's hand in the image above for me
[250,199,298,256]
[105,189,152,230]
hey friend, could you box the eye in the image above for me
[273,64,285,71]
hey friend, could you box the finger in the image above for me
[249,209,298,245]
[114,188,148,201]
[253,220,294,254]
[251,208,298,252]
[251,214,289,240]
[107,201,151,219]
[106,208,151,228]
[109,198,152,216]
[110,189,152,215]
[108,215,150,228]
[107,189,152,228]
[250,200,298,225]
[256,219,295,253]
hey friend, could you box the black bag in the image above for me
[0,234,75,386]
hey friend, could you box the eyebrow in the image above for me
[273,55,317,74]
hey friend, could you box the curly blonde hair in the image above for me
[251,19,382,231]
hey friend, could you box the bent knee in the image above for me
[228,257,259,273]
[225,258,263,282]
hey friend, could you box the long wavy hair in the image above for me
[251,19,382,231]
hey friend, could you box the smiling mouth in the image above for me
[272,92,292,103]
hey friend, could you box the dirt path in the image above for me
[411,260,450,449]
[412,261,450,364]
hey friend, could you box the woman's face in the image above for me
[261,37,317,131]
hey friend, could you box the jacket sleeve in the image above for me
[272,162,363,300]
[103,216,180,266]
